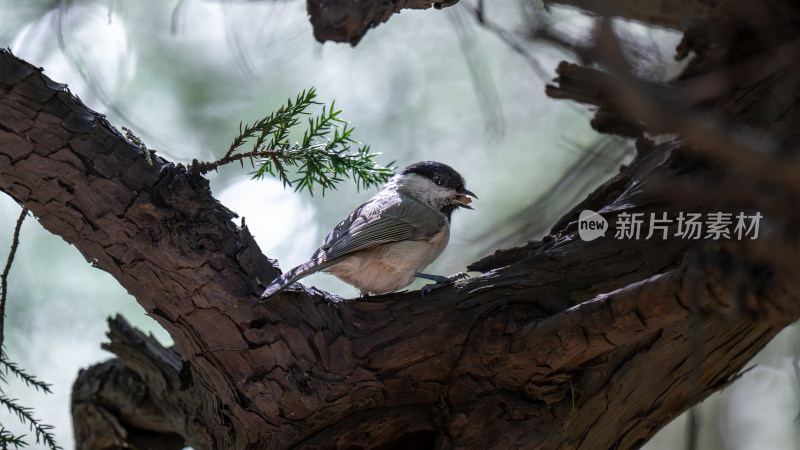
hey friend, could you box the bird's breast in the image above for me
[324,226,450,295]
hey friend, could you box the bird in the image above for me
[261,161,477,299]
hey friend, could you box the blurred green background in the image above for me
[0,1,798,449]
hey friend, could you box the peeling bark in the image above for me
[307,0,459,45]
[3,0,800,448]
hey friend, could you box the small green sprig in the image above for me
[192,88,395,196]
[0,353,60,450]
[0,359,52,394]
[0,427,27,449]
[0,396,60,450]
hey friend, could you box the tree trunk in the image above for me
[2,0,800,448]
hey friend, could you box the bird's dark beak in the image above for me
[452,188,477,210]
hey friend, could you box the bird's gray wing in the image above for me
[319,194,445,261]
[261,194,444,299]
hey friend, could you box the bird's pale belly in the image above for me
[324,230,449,295]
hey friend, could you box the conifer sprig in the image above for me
[0,395,60,450]
[0,358,52,394]
[0,427,27,449]
[192,88,395,196]
[0,351,59,450]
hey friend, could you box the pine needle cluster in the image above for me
[192,88,395,195]
[0,354,60,449]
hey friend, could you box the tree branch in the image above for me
[0,206,26,350]
[306,0,459,45]
[1,5,799,442]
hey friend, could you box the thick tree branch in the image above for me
[2,0,800,443]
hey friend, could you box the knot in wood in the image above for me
[524,372,572,411]
[524,381,567,405]
[475,316,509,355]
[289,367,315,396]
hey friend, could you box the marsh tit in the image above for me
[261,161,476,299]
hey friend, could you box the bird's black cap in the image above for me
[401,161,468,193]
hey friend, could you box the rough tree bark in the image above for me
[306,0,459,45]
[2,0,800,448]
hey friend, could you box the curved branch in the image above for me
[2,42,799,449]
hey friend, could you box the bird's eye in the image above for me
[434,175,445,186]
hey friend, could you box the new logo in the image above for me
[578,210,608,241]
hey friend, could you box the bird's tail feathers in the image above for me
[261,258,332,300]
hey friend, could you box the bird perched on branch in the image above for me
[261,161,477,299]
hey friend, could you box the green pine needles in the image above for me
[0,208,56,449]
[192,88,395,195]
[0,429,26,450]
[0,353,60,450]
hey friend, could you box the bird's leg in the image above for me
[415,272,469,298]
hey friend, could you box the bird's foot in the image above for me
[416,272,469,298]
